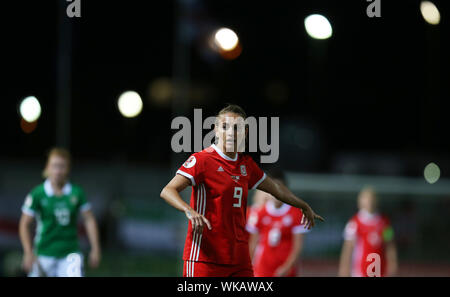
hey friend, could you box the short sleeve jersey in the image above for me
[246,201,308,276]
[21,179,91,258]
[343,211,394,277]
[177,144,266,265]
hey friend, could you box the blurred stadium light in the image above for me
[19,96,41,123]
[117,91,143,118]
[420,1,441,25]
[214,28,239,51]
[424,162,440,184]
[210,27,242,60]
[304,14,333,40]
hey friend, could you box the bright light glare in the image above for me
[420,1,440,25]
[214,28,239,51]
[304,14,333,40]
[20,96,41,122]
[424,162,440,184]
[118,91,143,118]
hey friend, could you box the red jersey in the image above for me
[343,210,394,277]
[177,144,266,266]
[246,200,308,277]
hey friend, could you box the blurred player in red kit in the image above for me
[160,104,324,277]
[338,187,398,277]
[247,169,309,277]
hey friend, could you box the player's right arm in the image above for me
[160,174,212,234]
[338,239,355,276]
[19,213,35,272]
[338,219,357,276]
[19,193,39,273]
[248,232,259,260]
[246,207,261,259]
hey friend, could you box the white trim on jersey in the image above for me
[245,224,258,234]
[187,183,206,277]
[343,220,357,241]
[21,206,35,217]
[79,202,92,213]
[357,209,381,225]
[251,172,267,190]
[292,224,310,234]
[177,170,196,186]
[265,200,291,217]
[211,144,238,161]
[44,179,72,197]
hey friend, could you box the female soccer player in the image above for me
[338,187,398,277]
[160,104,323,277]
[247,169,309,277]
[19,148,101,277]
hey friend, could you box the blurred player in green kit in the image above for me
[19,148,101,277]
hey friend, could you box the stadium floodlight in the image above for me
[214,28,239,51]
[420,1,440,25]
[118,91,143,118]
[20,96,41,123]
[424,162,440,184]
[304,14,333,40]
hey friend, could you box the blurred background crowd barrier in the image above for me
[1,158,449,276]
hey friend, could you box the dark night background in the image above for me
[2,0,450,176]
[1,0,450,277]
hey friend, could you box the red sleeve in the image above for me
[246,156,266,190]
[292,208,310,234]
[343,217,358,241]
[176,153,204,186]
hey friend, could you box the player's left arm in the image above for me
[275,233,304,277]
[81,209,101,269]
[384,225,398,276]
[257,177,324,229]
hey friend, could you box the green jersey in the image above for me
[22,180,91,258]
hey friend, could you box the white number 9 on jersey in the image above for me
[233,187,243,208]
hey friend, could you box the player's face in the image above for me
[46,155,70,184]
[358,191,377,213]
[215,113,247,153]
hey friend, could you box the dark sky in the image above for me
[2,0,449,175]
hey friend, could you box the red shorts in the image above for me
[183,260,254,277]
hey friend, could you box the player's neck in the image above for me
[224,151,237,159]
[273,202,283,209]
[50,179,66,195]
[217,143,237,160]
[359,209,377,218]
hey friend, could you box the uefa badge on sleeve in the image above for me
[183,156,196,168]
[240,165,247,176]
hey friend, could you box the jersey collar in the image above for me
[357,209,380,224]
[211,143,238,161]
[44,179,72,197]
[265,200,291,217]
